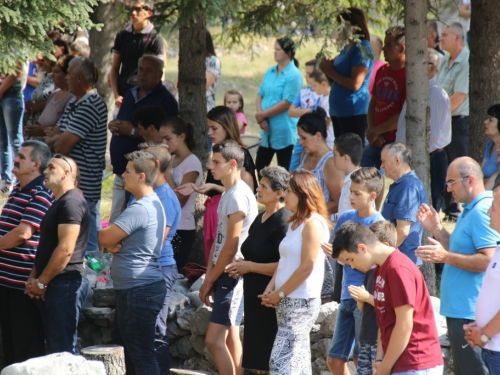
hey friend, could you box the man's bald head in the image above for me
[449,157,484,181]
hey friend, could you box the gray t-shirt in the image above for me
[212,180,258,265]
[111,193,165,289]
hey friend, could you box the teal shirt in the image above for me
[258,62,302,149]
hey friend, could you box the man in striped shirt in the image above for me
[0,140,54,365]
[53,57,108,253]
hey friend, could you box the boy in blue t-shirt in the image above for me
[288,59,319,171]
[347,220,397,375]
[324,167,384,374]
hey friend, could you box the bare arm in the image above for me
[324,158,344,214]
[258,100,292,120]
[109,54,122,99]
[395,220,411,248]
[37,224,81,285]
[166,170,199,207]
[324,64,369,91]
[0,75,17,98]
[367,96,376,128]
[444,247,494,272]
[289,105,312,118]
[206,71,216,90]
[98,223,128,251]
[0,223,36,250]
[459,2,471,18]
[449,92,467,113]
[53,131,82,155]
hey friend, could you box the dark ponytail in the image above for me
[277,37,299,68]
[164,116,196,151]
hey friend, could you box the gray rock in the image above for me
[315,301,339,324]
[310,324,323,344]
[188,274,205,293]
[311,338,331,359]
[169,291,191,319]
[177,305,196,331]
[183,354,217,374]
[1,352,106,375]
[203,347,216,367]
[93,287,116,307]
[311,357,330,375]
[186,291,203,309]
[83,307,115,323]
[171,336,196,359]
[319,307,338,338]
[173,277,190,295]
[190,305,212,335]
[189,334,206,355]
[167,320,190,341]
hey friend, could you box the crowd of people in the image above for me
[1,0,500,375]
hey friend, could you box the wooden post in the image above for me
[81,345,125,375]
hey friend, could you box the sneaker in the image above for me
[0,181,12,197]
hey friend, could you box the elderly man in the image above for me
[99,151,166,375]
[426,19,445,56]
[380,143,428,265]
[26,154,90,355]
[416,157,498,375]
[437,22,470,222]
[109,0,164,107]
[53,57,107,253]
[108,55,178,223]
[0,141,54,365]
[464,187,500,374]
[396,48,451,213]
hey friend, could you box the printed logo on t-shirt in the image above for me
[375,275,386,312]
[375,76,401,113]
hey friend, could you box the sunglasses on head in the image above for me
[53,154,73,172]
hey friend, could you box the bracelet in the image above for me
[374,359,383,363]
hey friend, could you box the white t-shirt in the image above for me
[317,95,334,149]
[475,245,500,351]
[170,154,203,230]
[275,213,330,299]
[338,169,358,217]
[212,180,258,265]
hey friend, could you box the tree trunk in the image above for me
[81,345,125,375]
[405,0,436,296]
[178,3,208,265]
[89,1,126,167]
[469,0,500,162]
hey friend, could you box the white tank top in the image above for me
[275,213,329,299]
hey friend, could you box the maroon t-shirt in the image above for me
[373,250,443,373]
[370,64,406,142]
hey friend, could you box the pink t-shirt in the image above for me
[236,112,248,134]
[368,59,386,95]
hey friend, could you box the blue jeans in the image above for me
[85,198,102,253]
[0,97,24,184]
[430,150,447,213]
[289,139,303,171]
[393,365,443,375]
[112,280,166,375]
[155,264,178,375]
[328,298,362,360]
[483,348,500,375]
[37,276,89,354]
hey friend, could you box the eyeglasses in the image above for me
[53,154,73,172]
[130,6,150,13]
[446,175,469,188]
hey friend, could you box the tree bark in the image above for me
[405,0,436,296]
[81,344,125,375]
[469,0,500,162]
[178,3,208,265]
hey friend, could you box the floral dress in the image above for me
[205,55,221,112]
[25,73,55,127]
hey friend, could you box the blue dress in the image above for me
[483,140,499,178]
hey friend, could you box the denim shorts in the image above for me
[328,298,362,360]
[210,273,244,326]
[482,348,500,375]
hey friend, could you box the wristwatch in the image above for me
[129,127,136,139]
[36,279,46,290]
[481,331,490,344]
[278,289,286,299]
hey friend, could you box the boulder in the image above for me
[318,308,338,338]
[188,274,205,293]
[311,338,331,359]
[182,354,217,374]
[186,291,203,309]
[171,336,196,359]
[177,305,197,331]
[169,291,192,319]
[167,320,190,341]
[315,301,339,324]
[311,357,330,375]
[93,287,116,307]
[189,334,206,355]
[190,305,212,335]
[1,352,106,375]
[83,307,115,323]
[172,277,190,295]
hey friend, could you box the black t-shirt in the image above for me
[112,25,164,96]
[205,147,258,197]
[35,189,90,278]
[359,268,378,342]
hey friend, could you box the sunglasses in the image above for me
[130,6,150,13]
[53,154,73,172]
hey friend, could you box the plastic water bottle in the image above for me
[96,270,107,289]
[86,255,104,273]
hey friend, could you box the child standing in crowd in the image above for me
[288,59,320,171]
[309,71,334,149]
[347,221,397,375]
[199,140,258,375]
[224,90,247,134]
[332,221,443,375]
[324,167,384,375]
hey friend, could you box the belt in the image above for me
[430,148,444,155]
[452,115,468,119]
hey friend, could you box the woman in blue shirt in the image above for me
[482,104,500,189]
[255,37,303,175]
[319,7,374,144]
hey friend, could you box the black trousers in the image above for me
[0,285,46,365]
[444,116,469,219]
[255,145,294,177]
[331,114,368,144]
[172,229,196,273]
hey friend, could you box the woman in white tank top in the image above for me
[259,170,331,374]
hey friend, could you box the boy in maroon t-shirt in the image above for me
[332,221,443,375]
